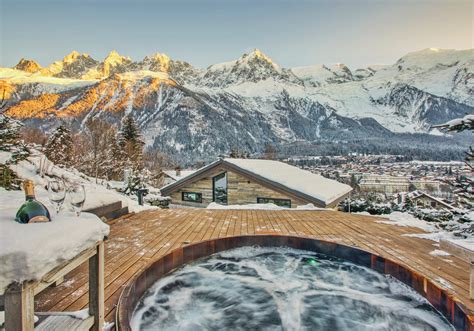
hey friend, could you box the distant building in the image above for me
[157,168,197,187]
[399,191,455,210]
[355,174,441,194]
[160,158,352,208]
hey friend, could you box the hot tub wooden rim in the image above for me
[116,234,473,331]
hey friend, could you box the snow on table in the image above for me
[0,188,109,294]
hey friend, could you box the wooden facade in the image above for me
[170,166,310,208]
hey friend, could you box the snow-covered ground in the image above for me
[1,150,157,213]
[356,211,474,252]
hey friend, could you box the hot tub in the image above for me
[117,235,471,330]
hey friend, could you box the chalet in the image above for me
[160,158,352,208]
[156,168,197,187]
[399,190,455,210]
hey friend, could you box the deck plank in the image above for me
[35,209,474,327]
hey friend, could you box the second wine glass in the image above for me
[68,184,86,216]
[47,179,66,214]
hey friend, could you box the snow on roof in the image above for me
[163,169,197,181]
[409,190,454,209]
[224,158,352,204]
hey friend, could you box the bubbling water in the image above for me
[131,246,453,331]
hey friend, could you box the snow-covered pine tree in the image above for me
[432,114,474,208]
[0,114,30,161]
[116,115,146,193]
[0,114,21,150]
[44,124,74,167]
[229,147,239,158]
[118,114,144,169]
[0,90,30,189]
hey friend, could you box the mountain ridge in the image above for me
[1,47,473,163]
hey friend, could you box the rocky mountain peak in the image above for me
[140,53,171,72]
[238,49,279,70]
[200,48,295,87]
[62,51,94,64]
[13,58,42,73]
[63,50,80,63]
[100,50,132,77]
[104,50,131,66]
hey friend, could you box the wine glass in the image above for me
[47,180,66,214]
[68,184,86,216]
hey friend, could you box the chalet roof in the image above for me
[409,190,455,209]
[161,158,352,207]
[162,170,197,181]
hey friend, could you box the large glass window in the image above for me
[257,197,291,208]
[182,192,202,203]
[213,172,228,204]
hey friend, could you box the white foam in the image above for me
[131,247,453,330]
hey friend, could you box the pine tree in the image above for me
[229,147,239,158]
[432,115,474,208]
[0,115,30,164]
[118,114,144,169]
[45,124,74,167]
[0,91,30,189]
[0,114,21,150]
[263,143,277,160]
[115,115,146,192]
[350,174,360,192]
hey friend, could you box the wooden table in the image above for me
[3,240,104,331]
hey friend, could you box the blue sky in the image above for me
[1,0,472,69]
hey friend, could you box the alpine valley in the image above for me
[2,48,473,163]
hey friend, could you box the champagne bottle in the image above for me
[15,180,51,224]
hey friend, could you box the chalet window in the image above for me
[213,172,228,204]
[257,197,291,208]
[431,201,437,208]
[182,192,202,203]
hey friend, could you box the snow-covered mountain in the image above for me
[1,48,473,161]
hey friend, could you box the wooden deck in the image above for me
[35,209,473,326]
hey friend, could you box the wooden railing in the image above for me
[3,241,105,331]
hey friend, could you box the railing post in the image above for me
[89,241,105,331]
[4,282,35,331]
[470,261,474,300]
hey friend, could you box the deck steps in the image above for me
[85,201,129,221]
[35,314,93,331]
